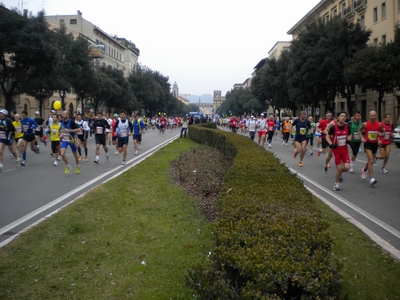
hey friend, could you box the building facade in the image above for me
[287,0,400,122]
[213,90,226,113]
[268,41,291,59]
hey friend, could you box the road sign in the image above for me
[316,108,320,115]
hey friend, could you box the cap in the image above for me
[251,115,254,118]
[35,111,40,115]
[0,109,8,115]
[261,113,264,116]
[50,110,56,113]
[113,113,118,117]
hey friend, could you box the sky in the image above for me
[3,0,320,96]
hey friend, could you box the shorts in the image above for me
[95,134,107,146]
[77,132,88,141]
[379,143,390,149]
[23,134,36,142]
[51,141,60,153]
[60,141,77,152]
[0,137,13,146]
[160,125,165,129]
[15,138,21,144]
[364,142,378,154]
[118,137,129,148]
[257,130,266,137]
[295,136,308,143]
[35,127,43,137]
[321,137,328,149]
[307,134,314,146]
[332,147,350,165]
[133,134,142,142]
[349,141,361,156]
[112,136,118,141]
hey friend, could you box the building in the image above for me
[287,0,400,121]
[197,98,213,116]
[171,82,190,105]
[268,41,291,59]
[213,90,226,113]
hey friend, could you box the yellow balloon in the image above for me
[53,101,62,110]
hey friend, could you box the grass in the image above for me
[0,136,400,299]
[0,138,213,300]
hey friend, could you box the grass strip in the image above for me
[314,197,400,299]
[0,138,213,300]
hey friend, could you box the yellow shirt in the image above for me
[12,121,24,139]
[50,122,61,141]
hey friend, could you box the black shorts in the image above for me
[77,132,88,141]
[118,137,129,148]
[23,134,36,142]
[112,136,118,142]
[15,138,21,143]
[295,136,308,143]
[364,142,378,154]
[95,134,107,146]
[379,144,390,149]
[35,127,43,137]
[133,134,142,142]
[321,137,328,149]
[51,141,60,153]
[349,141,361,156]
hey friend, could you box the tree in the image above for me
[216,88,255,116]
[0,8,57,111]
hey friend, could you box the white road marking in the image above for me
[0,135,178,242]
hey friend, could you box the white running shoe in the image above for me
[106,155,109,161]
[53,161,58,166]
[380,168,388,174]
[115,151,119,155]
[121,160,125,165]
[349,166,354,173]
[268,144,271,148]
[135,150,138,155]
[370,178,377,185]
[333,183,340,191]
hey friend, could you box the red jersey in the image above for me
[318,119,329,138]
[267,120,275,132]
[332,121,349,150]
[230,117,237,127]
[160,117,167,126]
[379,122,393,145]
[365,121,381,143]
[111,119,118,137]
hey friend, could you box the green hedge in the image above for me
[186,125,342,299]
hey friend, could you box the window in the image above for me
[373,38,378,45]
[70,19,77,25]
[333,8,338,16]
[398,0,400,12]
[373,7,378,22]
[360,15,365,28]
[342,2,346,15]
[381,2,386,19]
[59,19,64,26]
[382,35,386,45]
[325,14,329,23]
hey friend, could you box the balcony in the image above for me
[344,6,355,20]
[354,0,367,14]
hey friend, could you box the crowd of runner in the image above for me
[217,110,396,191]
[0,109,189,174]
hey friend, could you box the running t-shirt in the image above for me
[0,117,15,141]
[349,120,362,142]
[365,121,381,143]
[21,118,38,135]
[328,121,349,149]
[292,118,311,139]
[379,122,393,146]
[12,120,23,139]
[257,119,266,130]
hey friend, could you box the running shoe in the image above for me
[361,168,366,180]
[0,164,3,171]
[333,183,340,191]
[121,160,125,165]
[339,174,343,182]
[268,144,271,148]
[53,161,58,166]
[65,165,71,174]
[76,166,80,175]
[94,159,99,164]
[373,156,377,164]
[57,157,61,161]
[285,143,288,146]
[78,155,82,161]
[106,155,109,161]
[20,160,27,166]
[327,163,331,168]
[16,158,21,167]
[380,168,388,174]
[309,151,313,156]
[324,165,328,174]
[84,156,88,162]
[349,166,354,173]
[35,147,40,154]
[293,150,297,159]
[298,161,303,167]
[316,150,321,157]
[135,150,138,155]
[370,178,377,186]
[115,151,119,155]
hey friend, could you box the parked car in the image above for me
[393,119,400,148]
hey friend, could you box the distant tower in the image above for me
[172,82,179,98]
[197,97,201,105]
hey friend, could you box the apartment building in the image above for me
[287,0,400,121]
[268,41,291,59]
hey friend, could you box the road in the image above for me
[233,129,400,259]
[0,128,180,246]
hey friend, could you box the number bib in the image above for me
[367,131,378,141]
[353,132,360,140]
[15,126,22,134]
[120,130,128,137]
[96,127,104,134]
[384,132,391,140]
[337,135,347,146]
[0,131,6,139]
[23,125,30,132]
[62,133,71,142]
[299,128,306,135]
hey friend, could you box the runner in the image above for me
[376,113,395,174]
[282,117,291,146]
[230,115,238,133]
[33,111,46,151]
[266,115,275,148]
[159,114,167,135]
[0,109,18,171]
[49,114,61,166]
[75,113,90,162]
[132,113,146,155]
[114,110,133,165]
[111,113,119,155]
[20,110,39,166]
[347,111,362,173]
[60,110,80,174]
[105,113,112,146]
[291,111,312,167]
[358,110,383,186]
[256,113,267,147]
[307,116,316,155]
[180,116,188,138]
[12,114,23,163]
[325,111,351,191]
[247,115,256,141]
[317,112,333,173]
[92,112,110,164]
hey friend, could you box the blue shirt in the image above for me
[132,119,145,135]
[21,118,38,135]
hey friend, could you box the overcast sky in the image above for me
[3,0,320,96]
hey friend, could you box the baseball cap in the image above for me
[251,115,254,118]
[50,110,56,113]
[261,113,264,116]
[35,111,40,115]
[113,113,118,117]
[0,109,8,115]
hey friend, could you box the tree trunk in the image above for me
[377,90,384,121]
[1,81,17,112]
[58,90,67,110]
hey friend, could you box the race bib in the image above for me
[299,128,306,135]
[23,125,29,132]
[120,130,128,137]
[0,132,6,139]
[35,127,41,132]
[367,131,378,141]
[51,129,59,139]
[268,126,274,131]
[337,135,347,146]
[15,126,22,134]
[353,132,360,140]
[62,133,71,142]
[384,132,391,140]
[96,126,104,134]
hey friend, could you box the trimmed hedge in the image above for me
[186,124,342,299]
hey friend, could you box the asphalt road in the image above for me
[0,128,180,246]
[233,129,400,259]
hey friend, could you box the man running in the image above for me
[347,111,363,173]
[159,114,167,135]
[307,116,316,155]
[92,112,110,163]
[132,113,145,155]
[60,110,80,174]
[247,116,256,141]
[282,117,291,146]
[49,114,61,166]
[256,113,267,147]
[0,109,18,171]
[376,113,395,174]
[34,111,46,151]
[291,111,312,167]
[20,111,39,166]
[75,113,90,162]
[114,110,133,165]
[325,111,351,191]
[266,115,275,148]
[358,110,383,186]
[111,113,119,155]
[317,112,333,173]
[12,114,24,164]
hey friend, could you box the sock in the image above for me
[351,161,354,167]
[23,152,26,160]
[35,141,37,146]
[84,148,88,156]
[96,155,99,160]
[77,148,81,156]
